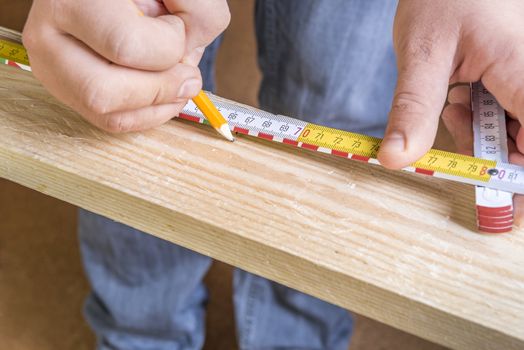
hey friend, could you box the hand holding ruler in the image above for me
[1,33,522,233]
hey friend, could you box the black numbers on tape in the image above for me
[427,156,438,165]
[279,124,290,132]
[484,145,497,155]
[228,113,238,120]
[245,116,255,124]
[262,120,272,128]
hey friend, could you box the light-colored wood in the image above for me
[0,65,523,350]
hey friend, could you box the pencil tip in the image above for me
[217,124,235,142]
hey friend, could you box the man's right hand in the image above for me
[22,0,230,133]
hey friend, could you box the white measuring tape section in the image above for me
[472,82,514,233]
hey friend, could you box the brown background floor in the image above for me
[0,1,448,349]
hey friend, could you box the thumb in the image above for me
[378,40,454,169]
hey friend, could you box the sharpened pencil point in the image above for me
[217,124,235,142]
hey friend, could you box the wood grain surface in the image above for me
[0,65,523,350]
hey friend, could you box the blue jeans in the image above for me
[78,1,397,349]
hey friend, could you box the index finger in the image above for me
[54,0,186,70]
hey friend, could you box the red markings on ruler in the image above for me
[233,126,249,135]
[283,139,299,146]
[476,205,513,234]
[300,143,319,151]
[476,205,513,216]
[331,150,349,158]
[478,225,513,234]
[415,168,435,176]
[7,60,19,68]
[179,114,201,123]
[351,155,370,162]
[258,132,274,141]
[479,217,513,226]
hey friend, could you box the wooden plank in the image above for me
[0,65,523,349]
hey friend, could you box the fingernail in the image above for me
[381,131,406,153]
[177,78,201,99]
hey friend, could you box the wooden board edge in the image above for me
[0,143,522,349]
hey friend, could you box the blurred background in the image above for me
[0,1,448,349]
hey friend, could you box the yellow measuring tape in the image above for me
[297,124,495,182]
[0,39,29,66]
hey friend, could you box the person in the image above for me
[22,0,524,349]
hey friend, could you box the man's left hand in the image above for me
[378,0,524,226]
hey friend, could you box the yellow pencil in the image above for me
[192,91,235,141]
[133,4,234,141]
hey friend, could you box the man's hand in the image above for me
[378,0,524,226]
[22,0,230,133]
[378,0,524,167]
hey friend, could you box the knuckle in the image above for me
[105,25,141,66]
[397,35,436,63]
[411,38,434,62]
[80,77,113,115]
[389,91,436,132]
[101,115,132,134]
[152,85,167,106]
[214,6,231,32]
[391,91,431,116]
[396,26,455,66]
[199,6,231,37]
[163,18,186,61]
[22,28,41,52]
